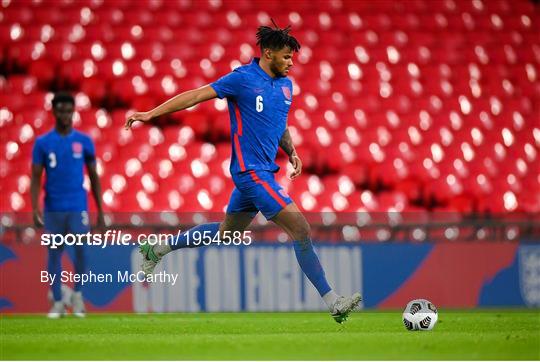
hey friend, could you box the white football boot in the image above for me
[139,239,161,275]
[71,291,86,318]
[331,292,362,324]
[47,301,66,319]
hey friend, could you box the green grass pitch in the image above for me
[1,310,538,360]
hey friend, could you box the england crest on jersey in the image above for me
[281,86,291,100]
[72,142,83,159]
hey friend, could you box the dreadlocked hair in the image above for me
[256,19,301,52]
[52,91,74,108]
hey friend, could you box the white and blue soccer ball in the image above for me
[402,299,438,331]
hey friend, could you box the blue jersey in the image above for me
[211,58,293,175]
[32,129,95,212]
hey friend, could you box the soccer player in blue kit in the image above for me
[31,92,105,318]
[125,24,361,323]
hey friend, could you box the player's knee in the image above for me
[218,222,242,238]
[290,220,311,244]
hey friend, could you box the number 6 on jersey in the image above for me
[256,95,263,112]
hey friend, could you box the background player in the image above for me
[31,92,105,318]
[125,23,361,324]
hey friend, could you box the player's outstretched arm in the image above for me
[279,128,302,180]
[124,85,218,129]
[30,164,44,227]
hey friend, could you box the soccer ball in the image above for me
[402,299,438,331]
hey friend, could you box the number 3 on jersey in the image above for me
[48,152,57,168]
[256,95,263,112]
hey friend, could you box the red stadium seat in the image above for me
[80,77,108,104]
[4,75,38,95]
[0,94,27,112]
[1,0,538,220]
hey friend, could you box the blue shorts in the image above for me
[44,211,91,235]
[227,170,293,220]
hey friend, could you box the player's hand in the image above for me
[33,210,44,228]
[124,111,152,130]
[289,154,302,180]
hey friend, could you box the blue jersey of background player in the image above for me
[125,21,361,324]
[30,92,104,319]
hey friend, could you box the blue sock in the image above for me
[293,238,332,297]
[73,245,86,292]
[169,222,221,250]
[47,247,64,301]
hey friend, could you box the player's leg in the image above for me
[140,213,255,274]
[44,211,68,318]
[72,243,86,291]
[271,203,361,323]
[140,188,257,274]
[46,245,65,318]
[155,211,254,252]
[218,211,257,237]
[244,170,361,323]
[165,208,255,250]
[237,171,335,298]
[67,211,89,317]
[270,203,333,299]
[71,244,86,317]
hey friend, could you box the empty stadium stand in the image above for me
[1,0,539,241]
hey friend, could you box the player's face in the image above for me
[269,47,294,77]
[53,102,74,129]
